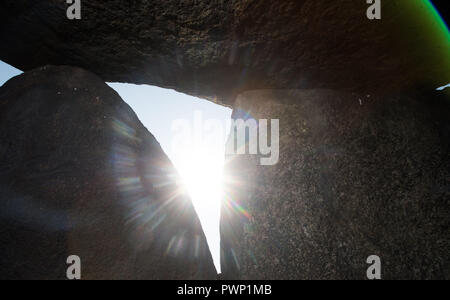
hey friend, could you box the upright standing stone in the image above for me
[221,89,450,279]
[0,66,216,279]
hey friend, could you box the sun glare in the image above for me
[170,129,228,274]
[106,83,231,273]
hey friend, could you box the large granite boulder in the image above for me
[221,89,450,279]
[0,0,448,105]
[0,66,216,280]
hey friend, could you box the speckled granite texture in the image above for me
[221,89,450,279]
[0,1,448,104]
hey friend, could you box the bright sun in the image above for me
[171,135,227,273]
[107,82,231,274]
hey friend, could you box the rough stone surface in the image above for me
[220,89,450,280]
[0,66,216,280]
[0,1,449,105]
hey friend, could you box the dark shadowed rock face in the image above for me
[0,1,449,105]
[221,89,450,280]
[0,66,216,280]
